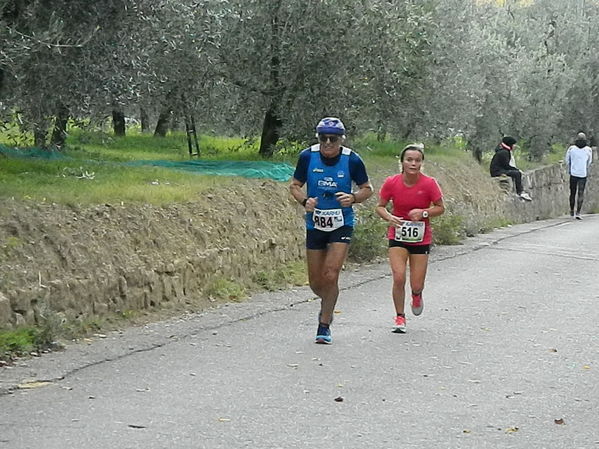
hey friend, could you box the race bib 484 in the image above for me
[313,208,344,232]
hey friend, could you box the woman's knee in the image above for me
[391,272,407,287]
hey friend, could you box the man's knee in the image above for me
[322,266,341,284]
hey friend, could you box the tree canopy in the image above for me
[1,0,598,159]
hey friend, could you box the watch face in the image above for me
[423,211,429,218]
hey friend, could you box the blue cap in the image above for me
[316,117,346,135]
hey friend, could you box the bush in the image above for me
[253,261,307,291]
[348,208,388,262]
[0,327,37,357]
[432,213,465,245]
[205,278,246,302]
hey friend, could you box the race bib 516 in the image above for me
[394,220,425,243]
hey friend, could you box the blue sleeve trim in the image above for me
[292,149,311,183]
[349,152,369,185]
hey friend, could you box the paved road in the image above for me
[1,215,598,449]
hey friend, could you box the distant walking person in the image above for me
[289,117,373,344]
[565,132,593,220]
[375,143,444,333]
[489,136,532,201]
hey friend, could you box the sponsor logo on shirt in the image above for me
[318,178,338,189]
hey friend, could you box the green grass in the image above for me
[68,128,263,162]
[0,327,38,357]
[205,278,247,302]
[0,156,231,205]
[253,260,308,291]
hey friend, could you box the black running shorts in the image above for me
[306,226,353,250]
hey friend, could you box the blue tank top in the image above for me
[305,145,355,230]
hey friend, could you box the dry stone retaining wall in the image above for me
[495,148,598,224]
[0,180,305,328]
[0,154,597,329]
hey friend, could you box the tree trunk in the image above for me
[154,108,171,137]
[140,107,150,133]
[112,109,126,136]
[258,0,283,158]
[376,121,386,142]
[259,108,282,157]
[467,138,483,163]
[33,127,47,149]
[50,104,69,148]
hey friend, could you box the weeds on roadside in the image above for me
[253,261,307,291]
[0,327,38,358]
[348,208,388,262]
[432,213,465,245]
[205,278,246,302]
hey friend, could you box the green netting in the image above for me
[125,160,295,182]
[0,145,67,160]
[0,144,295,182]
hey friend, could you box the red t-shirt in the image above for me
[379,173,443,245]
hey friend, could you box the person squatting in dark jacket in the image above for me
[489,136,532,201]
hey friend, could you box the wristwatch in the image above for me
[422,210,429,219]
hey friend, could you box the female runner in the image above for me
[375,144,445,333]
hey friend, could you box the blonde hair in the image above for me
[399,143,425,161]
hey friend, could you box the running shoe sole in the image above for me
[315,336,332,344]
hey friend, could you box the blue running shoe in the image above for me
[315,325,332,344]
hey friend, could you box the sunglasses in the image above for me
[318,135,340,143]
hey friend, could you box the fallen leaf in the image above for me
[554,418,565,425]
[549,348,558,352]
[218,418,231,422]
[127,424,146,429]
[582,365,591,370]
[334,310,341,314]
[287,364,299,368]
[505,426,519,433]
[17,381,50,389]
[463,429,471,434]
[334,396,344,402]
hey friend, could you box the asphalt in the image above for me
[1,214,598,449]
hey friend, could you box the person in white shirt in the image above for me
[565,132,593,219]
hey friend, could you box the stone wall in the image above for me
[0,153,597,329]
[495,148,598,224]
[0,180,306,328]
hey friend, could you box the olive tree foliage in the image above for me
[209,0,360,155]
[136,0,226,137]
[346,1,435,141]
[0,0,86,145]
[1,0,220,145]
[424,0,599,160]
[4,0,599,160]
[543,1,599,144]
[0,0,66,87]
[0,0,159,146]
[407,0,488,146]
